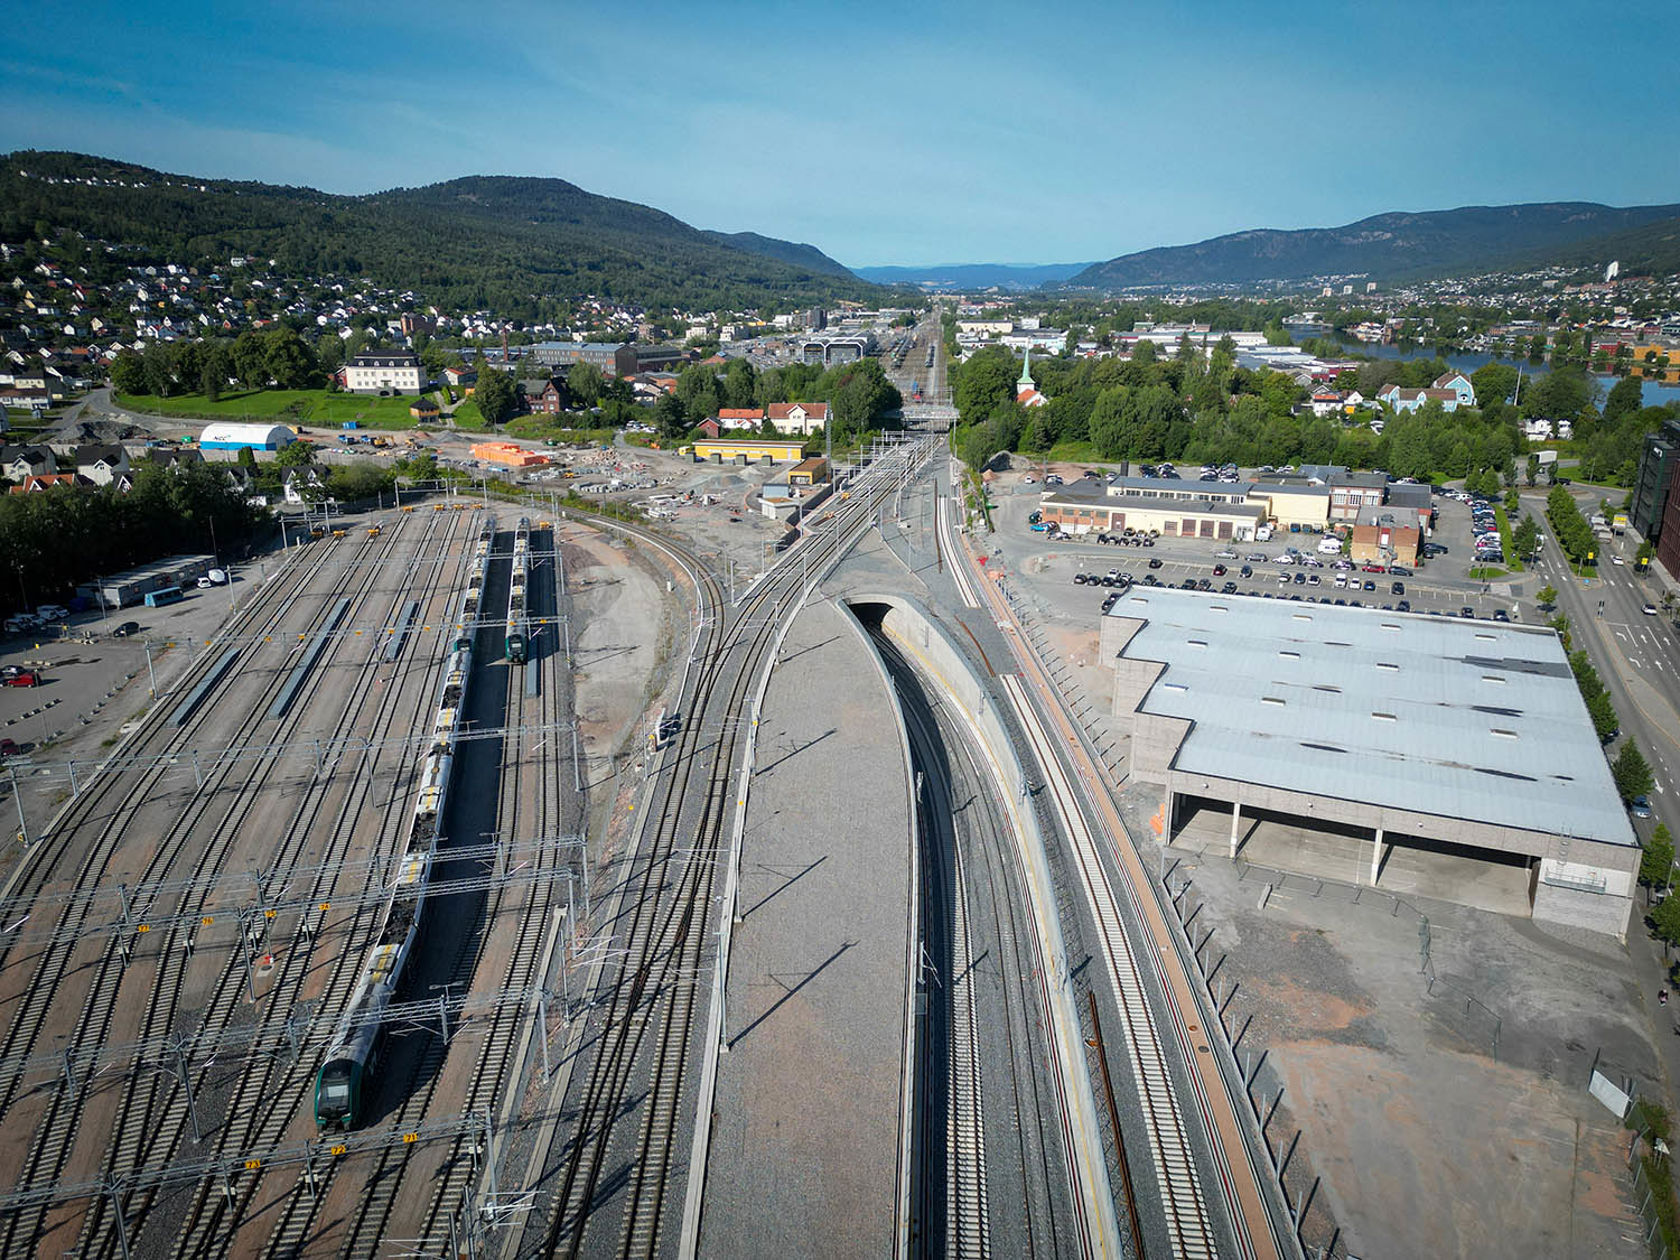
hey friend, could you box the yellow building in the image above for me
[788,456,830,486]
[1248,483,1330,530]
[688,438,807,463]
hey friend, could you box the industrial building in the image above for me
[198,422,295,452]
[1102,587,1637,938]
[686,438,807,464]
[528,342,686,377]
[77,554,216,609]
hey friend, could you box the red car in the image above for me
[0,738,18,759]
[1362,563,1385,573]
[2,672,40,688]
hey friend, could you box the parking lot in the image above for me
[995,462,1533,625]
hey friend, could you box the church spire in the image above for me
[1018,345,1034,390]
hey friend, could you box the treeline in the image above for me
[1,152,883,314]
[652,357,900,441]
[950,339,1677,487]
[109,328,323,398]
[0,461,269,616]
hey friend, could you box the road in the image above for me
[1526,489,1680,841]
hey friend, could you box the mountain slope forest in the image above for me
[0,151,881,312]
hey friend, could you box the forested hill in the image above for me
[699,230,855,277]
[0,151,880,311]
[1069,202,1680,289]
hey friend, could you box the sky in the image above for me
[4,0,1679,269]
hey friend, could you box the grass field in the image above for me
[116,390,427,430]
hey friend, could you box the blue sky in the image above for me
[4,0,1678,268]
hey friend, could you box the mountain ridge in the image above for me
[855,261,1091,290]
[1069,201,1680,289]
[0,150,878,311]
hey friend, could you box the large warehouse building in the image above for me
[198,422,295,452]
[1101,588,1638,938]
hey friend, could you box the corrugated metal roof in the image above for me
[1109,588,1635,847]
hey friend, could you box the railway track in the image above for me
[529,438,938,1259]
[146,508,479,1257]
[15,511,464,1254]
[0,509,476,1253]
[1000,672,1216,1260]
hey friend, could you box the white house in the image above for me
[73,443,131,487]
[766,402,829,435]
[342,351,423,395]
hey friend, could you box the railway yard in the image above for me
[0,318,1354,1260]
[0,387,1614,1260]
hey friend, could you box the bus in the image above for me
[144,586,185,608]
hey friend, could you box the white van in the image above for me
[1317,537,1343,555]
[1254,525,1274,542]
[35,604,68,623]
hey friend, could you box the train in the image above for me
[505,516,530,664]
[314,514,496,1129]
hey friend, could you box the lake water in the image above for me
[1321,338,1680,409]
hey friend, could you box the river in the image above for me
[1318,337,1680,408]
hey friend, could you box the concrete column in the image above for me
[1163,788,1174,844]
[1370,826,1386,884]
[1230,801,1243,859]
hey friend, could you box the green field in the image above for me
[116,390,431,430]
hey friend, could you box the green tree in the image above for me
[566,361,603,407]
[1587,691,1620,743]
[1536,583,1558,608]
[275,440,314,468]
[1471,362,1519,408]
[110,350,147,396]
[1640,823,1675,888]
[1651,892,1680,946]
[1614,740,1655,801]
[952,348,1014,425]
[1512,514,1538,558]
[1604,375,1644,424]
[474,367,518,427]
[1526,453,1540,486]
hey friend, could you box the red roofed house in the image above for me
[717,407,763,432]
[766,402,829,435]
[9,473,92,495]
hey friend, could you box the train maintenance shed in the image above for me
[1101,586,1638,938]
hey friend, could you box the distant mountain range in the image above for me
[0,151,880,311]
[1069,202,1680,289]
[855,262,1092,290]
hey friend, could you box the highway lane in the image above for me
[1529,509,1680,840]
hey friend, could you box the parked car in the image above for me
[1239,565,1252,578]
[2,672,41,687]
[1147,557,1163,569]
[1212,564,1227,576]
[0,738,18,760]
[112,621,142,638]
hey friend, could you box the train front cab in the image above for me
[315,1056,362,1129]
